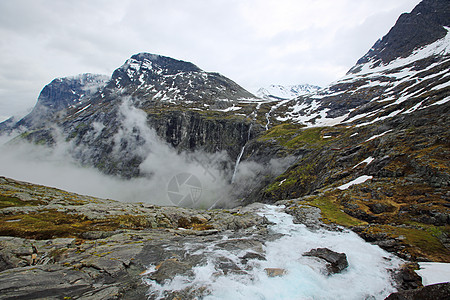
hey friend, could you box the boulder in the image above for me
[240,252,266,264]
[149,258,193,284]
[303,248,349,274]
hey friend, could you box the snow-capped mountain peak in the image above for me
[256,84,321,100]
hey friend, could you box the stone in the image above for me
[303,248,349,274]
[149,258,193,284]
[264,268,286,277]
[240,252,266,263]
[285,204,322,229]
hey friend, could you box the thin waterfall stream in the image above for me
[231,124,253,184]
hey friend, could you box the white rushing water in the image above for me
[231,124,253,184]
[144,205,403,299]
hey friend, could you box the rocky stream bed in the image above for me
[1,176,449,299]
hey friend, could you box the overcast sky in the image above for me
[0,0,421,121]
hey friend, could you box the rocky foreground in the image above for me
[0,176,270,298]
[1,176,449,299]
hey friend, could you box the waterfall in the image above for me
[231,146,245,184]
[231,124,253,184]
[265,108,273,130]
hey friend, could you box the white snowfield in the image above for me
[337,175,373,190]
[416,262,450,286]
[256,84,320,100]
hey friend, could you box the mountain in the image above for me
[268,0,450,128]
[102,53,255,105]
[256,84,321,100]
[355,0,450,66]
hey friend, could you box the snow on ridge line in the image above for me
[74,104,92,115]
[429,96,450,107]
[355,27,450,77]
[256,84,321,100]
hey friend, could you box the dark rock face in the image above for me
[392,263,424,291]
[148,110,258,154]
[385,282,450,300]
[303,248,349,274]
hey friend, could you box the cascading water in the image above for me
[231,124,253,184]
[143,204,403,299]
[231,146,245,183]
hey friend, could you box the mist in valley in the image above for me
[0,99,291,208]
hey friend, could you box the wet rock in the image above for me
[303,248,349,274]
[284,204,322,229]
[0,265,93,299]
[215,256,245,275]
[149,258,193,284]
[216,238,264,253]
[240,252,266,263]
[384,282,450,300]
[392,263,423,291]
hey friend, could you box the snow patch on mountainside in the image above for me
[350,27,450,79]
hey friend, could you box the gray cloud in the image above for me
[0,0,421,119]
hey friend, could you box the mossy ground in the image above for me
[0,195,42,209]
[305,194,367,227]
[359,224,449,262]
[0,210,153,240]
[258,124,331,149]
